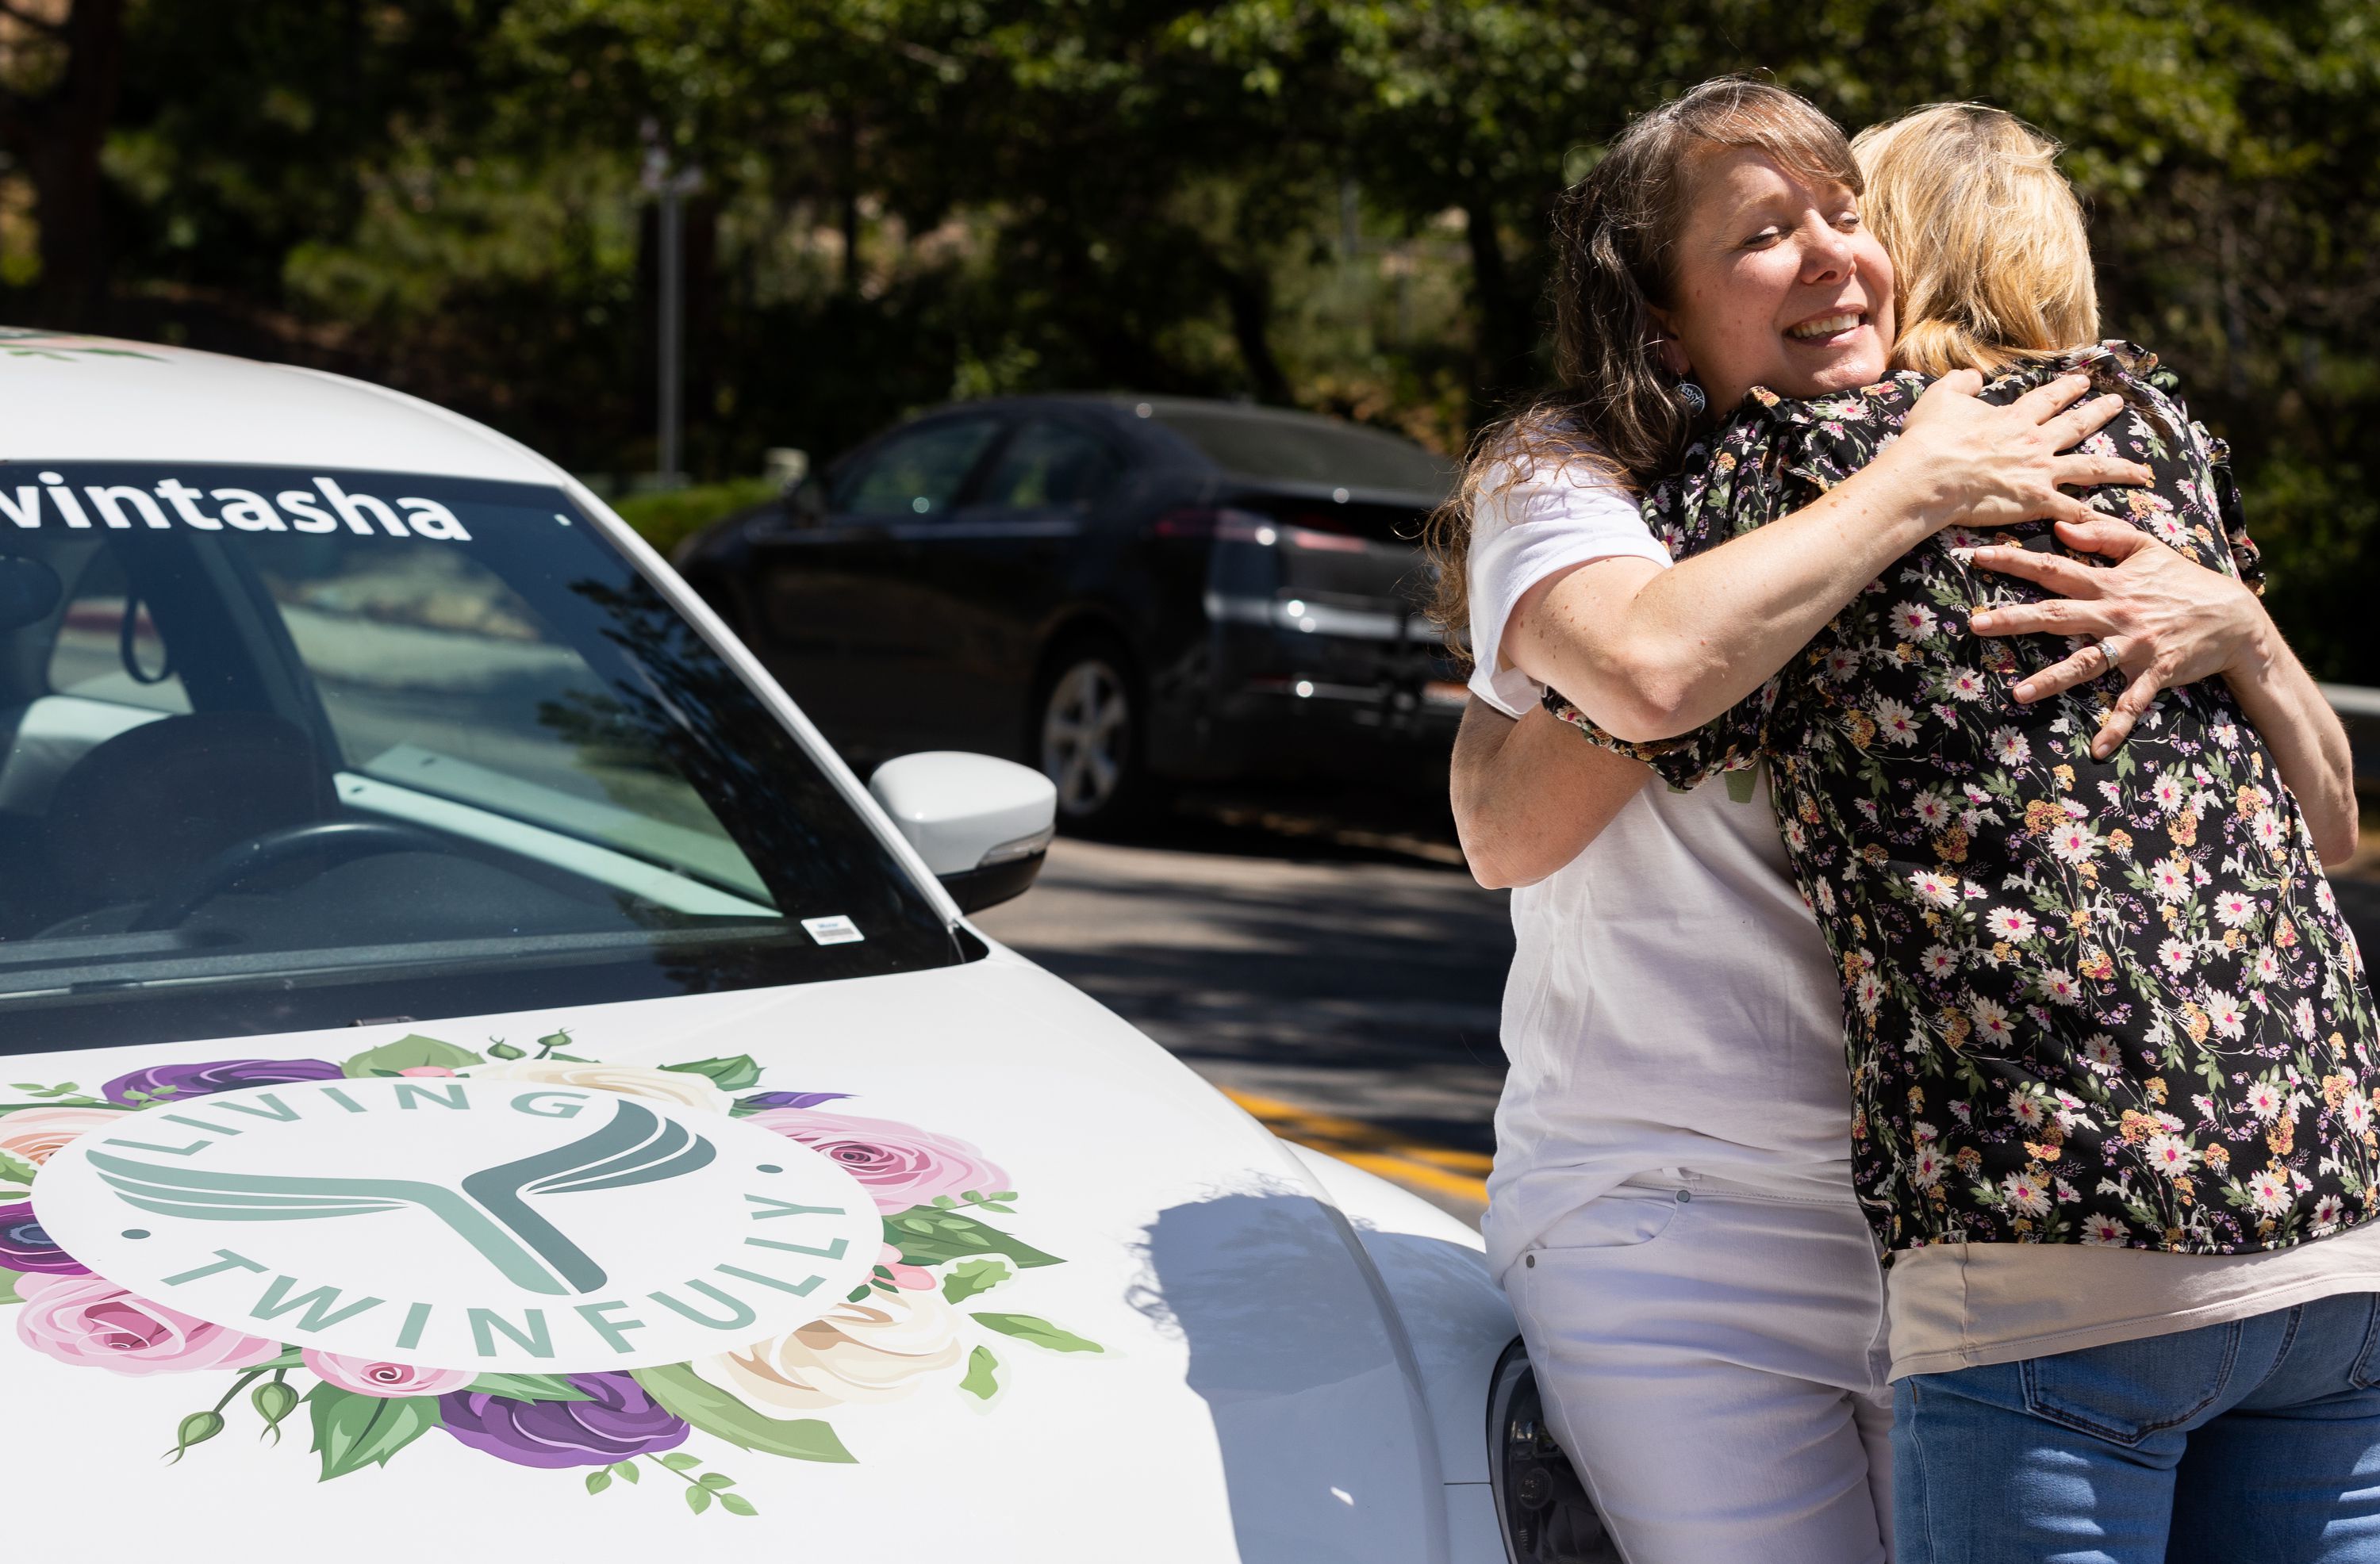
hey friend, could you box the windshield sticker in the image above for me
[800,915,865,946]
[0,328,166,362]
[0,472,472,539]
[2,1029,1100,1512]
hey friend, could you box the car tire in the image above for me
[1033,635,1157,834]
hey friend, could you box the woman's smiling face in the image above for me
[1655,145,1896,413]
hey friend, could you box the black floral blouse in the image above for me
[1552,343,2379,1260]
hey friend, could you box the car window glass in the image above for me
[977,420,1121,510]
[1151,407,1453,496]
[0,464,963,1055]
[44,546,193,715]
[832,418,1002,518]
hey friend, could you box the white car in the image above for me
[0,333,1599,1562]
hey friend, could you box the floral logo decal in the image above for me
[0,1029,1102,1519]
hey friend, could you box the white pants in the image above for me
[1503,1173,1894,1564]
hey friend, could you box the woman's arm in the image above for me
[1451,698,1652,890]
[1508,371,2148,741]
[1965,519,2359,864]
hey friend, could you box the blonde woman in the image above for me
[1447,90,2370,1564]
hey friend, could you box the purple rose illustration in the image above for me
[438,1372,688,1469]
[102,1057,343,1106]
[740,1090,854,1111]
[0,1202,87,1275]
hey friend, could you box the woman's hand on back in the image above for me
[1966,518,2359,861]
[1864,371,2150,532]
[1964,519,2260,753]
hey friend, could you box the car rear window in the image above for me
[0,462,965,1053]
[1152,408,1453,498]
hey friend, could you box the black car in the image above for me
[676,394,1464,826]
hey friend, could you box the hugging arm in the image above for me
[1452,698,1653,890]
[1507,372,2144,742]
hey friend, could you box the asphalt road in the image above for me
[978,798,2380,1224]
[975,802,1511,1217]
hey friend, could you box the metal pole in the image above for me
[657,173,682,485]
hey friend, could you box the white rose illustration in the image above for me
[698,1286,967,1410]
[466,1060,732,1115]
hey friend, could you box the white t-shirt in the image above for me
[1469,454,1858,1279]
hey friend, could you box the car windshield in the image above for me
[0,462,965,1054]
[1151,408,1453,497]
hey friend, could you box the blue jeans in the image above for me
[1894,1293,2380,1563]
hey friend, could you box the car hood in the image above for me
[2,950,1452,1561]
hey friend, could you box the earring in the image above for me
[1676,379,1707,417]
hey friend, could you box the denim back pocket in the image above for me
[2018,1324,2241,1447]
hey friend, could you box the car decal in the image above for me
[0,1026,1101,1516]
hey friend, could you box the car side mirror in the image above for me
[868,751,1056,914]
[783,475,828,527]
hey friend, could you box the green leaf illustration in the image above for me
[585,1469,612,1495]
[631,1363,854,1464]
[972,1313,1104,1354]
[656,1451,702,1472]
[611,1459,641,1485]
[960,1346,1000,1400]
[487,1041,526,1061]
[305,1385,440,1481]
[661,1055,764,1092]
[685,1485,712,1515]
[697,1471,735,1489]
[720,1494,758,1517]
[0,1268,24,1305]
[465,1372,594,1402]
[942,1258,1012,1304]
[341,1035,484,1079]
[883,1209,1063,1271]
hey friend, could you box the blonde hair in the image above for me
[1853,103,2099,376]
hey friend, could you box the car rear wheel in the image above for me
[1036,641,1149,831]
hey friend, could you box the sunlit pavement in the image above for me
[976,803,1507,1223]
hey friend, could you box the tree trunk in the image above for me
[1214,256,1292,407]
[5,0,130,328]
[1464,199,1531,401]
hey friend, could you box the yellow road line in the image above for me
[1223,1087,1489,1206]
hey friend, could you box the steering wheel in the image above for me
[131,820,453,933]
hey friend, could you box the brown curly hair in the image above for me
[1424,78,1862,657]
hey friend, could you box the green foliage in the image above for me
[19,0,2376,677]
[959,1344,1000,1398]
[654,1052,769,1093]
[885,1206,1064,1270]
[610,481,779,559]
[970,1311,1104,1353]
[303,1384,441,1481]
[941,1257,1013,1303]
[464,1372,595,1402]
[630,1362,856,1463]
[341,1034,483,1079]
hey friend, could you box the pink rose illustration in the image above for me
[744,1109,1011,1213]
[303,1349,475,1399]
[0,1106,125,1168]
[15,1273,283,1375]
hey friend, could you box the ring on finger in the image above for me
[2095,635,2124,671]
